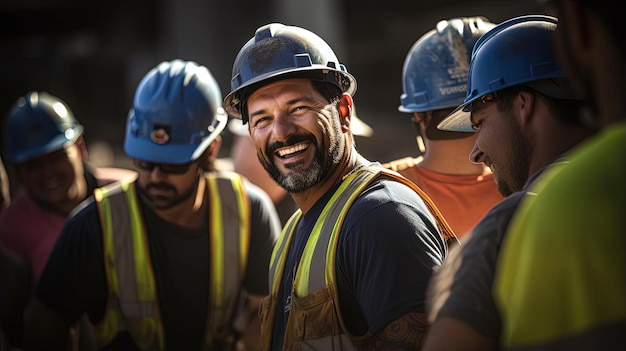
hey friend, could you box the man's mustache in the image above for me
[266,134,316,155]
[145,183,176,192]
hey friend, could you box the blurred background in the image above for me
[0,0,544,168]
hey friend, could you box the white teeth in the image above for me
[278,143,307,157]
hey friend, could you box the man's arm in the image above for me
[361,312,428,350]
[423,315,497,351]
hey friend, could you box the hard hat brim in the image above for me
[7,125,83,164]
[437,103,474,132]
[125,113,227,164]
[225,68,356,120]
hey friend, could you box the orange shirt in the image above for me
[385,157,503,238]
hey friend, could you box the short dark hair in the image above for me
[496,85,584,125]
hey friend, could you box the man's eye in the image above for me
[251,116,269,126]
[471,121,481,131]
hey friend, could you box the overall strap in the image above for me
[300,164,457,294]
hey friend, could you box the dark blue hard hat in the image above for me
[4,91,84,163]
[439,15,574,132]
[399,17,496,113]
[224,23,356,122]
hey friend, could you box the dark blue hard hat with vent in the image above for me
[224,23,356,122]
[399,17,496,113]
[4,91,84,163]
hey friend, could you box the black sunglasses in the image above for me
[133,159,192,175]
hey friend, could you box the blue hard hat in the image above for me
[124,59,228,164]
[224,23,356,121]
[399,17,496,113]
[3,91,84,163]
[438,15,572,132]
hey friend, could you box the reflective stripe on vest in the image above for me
[266,163,455,349]
[93,172,250,350]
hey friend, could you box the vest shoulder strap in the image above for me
[204,171,252,340]
[300,163,456,295]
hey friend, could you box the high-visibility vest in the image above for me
[261,164,455,350]
[93,171,251,350]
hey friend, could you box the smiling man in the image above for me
[224,23,456,350]
[423,15,596,351]
[0,91,136,349]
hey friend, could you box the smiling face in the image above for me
[246,79,348,194]
[17,143,86,214]
[468,95,532,197]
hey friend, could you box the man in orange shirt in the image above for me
[384,17,503,238]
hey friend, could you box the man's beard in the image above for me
[259,123,344,194]
[139,180,197,210]
[496,125,532,197]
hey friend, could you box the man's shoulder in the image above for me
[67,196,100,222]
[347,176,432,221]
[381,156,423,172]
[210,170,278,214]
[94,167,137,186]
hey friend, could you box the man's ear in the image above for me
[208,136,222,159]
[337,93,353,133]
[517,91,536,128]
[412,111,429,125]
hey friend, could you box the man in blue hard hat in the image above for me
[383,17,503,239]
[23,60,281,350]
[224,23,454,350]
[494,1,626,348]
[423,15,596,350]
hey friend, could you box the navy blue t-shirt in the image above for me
[270,177,446,350]
[35,179,280,350]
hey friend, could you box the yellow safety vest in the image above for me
[260,164,455,350]
[93,171,251,350]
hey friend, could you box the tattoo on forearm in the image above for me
[359,312,428,351]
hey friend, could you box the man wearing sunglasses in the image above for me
[24,59,282,351]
